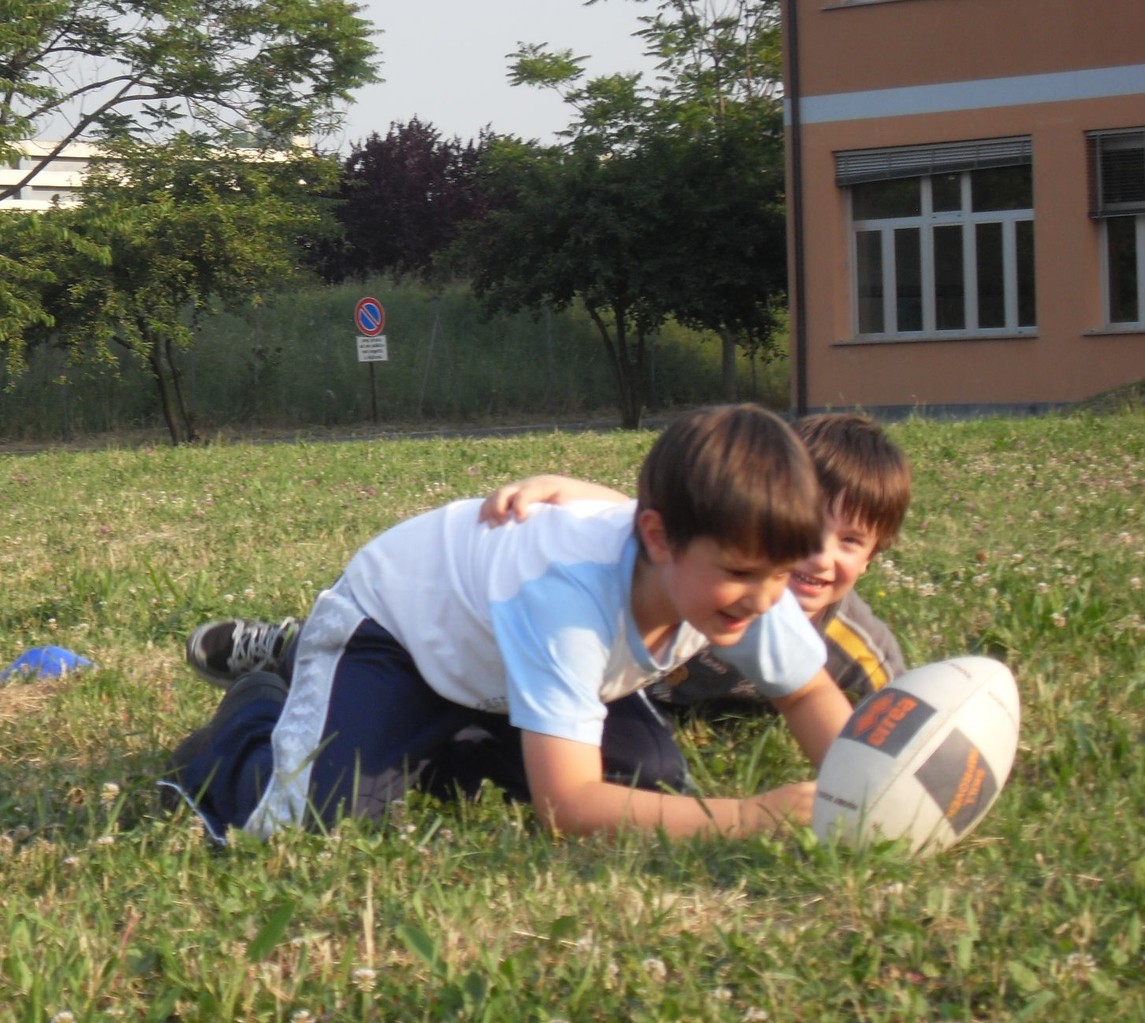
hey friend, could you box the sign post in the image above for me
[354,297,387,423]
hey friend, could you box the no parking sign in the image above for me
[353,297,387,422]
[354,296,385,337]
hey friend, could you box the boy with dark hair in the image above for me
[650,412,912,710]
[475,413,910,709]
[168,405,853,841]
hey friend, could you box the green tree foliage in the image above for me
[313,118,492,285]
[0,0,378,442]
[0,0,379,195]
[633,0,787,394]
[0,212,111,375]
[13,144,336,444]
[460,0,786,425]
[464,140,676,429]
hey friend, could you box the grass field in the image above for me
[0,408,1142,1021]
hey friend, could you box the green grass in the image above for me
[0,409,1142,1021]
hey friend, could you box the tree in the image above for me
[636,1,787,396]
[0,0,379,195]
[502,0,788,405]
[313,118,492,285]
[0,212,109,376]
[14,143,336,444]
[462,138,697,430]
[0,0,378,442]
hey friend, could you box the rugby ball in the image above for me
[813,656,1020,856]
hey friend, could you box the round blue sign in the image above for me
[355,297,385,336]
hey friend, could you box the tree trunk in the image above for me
[587,304,644,429]
[147,343,182,445]
[143,329,195,445]
[164,337,198,442]
[720,328,738,401]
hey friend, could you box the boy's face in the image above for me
[788,500,880,622]
[657,535,795,647]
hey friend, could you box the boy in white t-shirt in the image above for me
[164,405,852,842]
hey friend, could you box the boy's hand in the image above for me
[478,475,629,527]
[740,781,817,833]
[478,475,562,526]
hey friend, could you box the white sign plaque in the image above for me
[356,336,388,362]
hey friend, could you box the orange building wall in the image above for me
[802,0,1145,95]
[785,0,1145,412]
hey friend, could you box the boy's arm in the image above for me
[521,730,816,839]
[770,667,853,767]
[479,474,629,526]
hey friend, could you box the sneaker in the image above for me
[185,617,299,688]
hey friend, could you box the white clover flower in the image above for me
[1037,582,1051,594]
[642,957,667,981]
[50,1013,75,1023]
[1061,951,1096,982]
[95,834,116,846]
[744,1009,769,1021]
[291,1011,314,1023]
[1130,577,1142,591]
[100,782,121,803]
[1051,612,1067,629]
[351,966,377,992]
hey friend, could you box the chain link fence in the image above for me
[0,283,787,443]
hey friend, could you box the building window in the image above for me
[837,137,1036,340]
[1088,129,1145,326]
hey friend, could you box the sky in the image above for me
[331,0,657,149]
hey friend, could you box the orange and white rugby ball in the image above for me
[813,656,1020,856]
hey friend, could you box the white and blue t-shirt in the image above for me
[340,498,826,747]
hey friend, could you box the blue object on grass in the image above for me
[0,646,94,682]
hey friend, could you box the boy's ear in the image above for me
[636,508,673,564]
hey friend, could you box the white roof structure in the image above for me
[0,141,101,211]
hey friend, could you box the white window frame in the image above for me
[848,171,1036,341]
[1088,129,1145,327]
[1099,214,1145,327]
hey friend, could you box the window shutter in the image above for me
[1087,129,1145,217]
[835,137,1032,187]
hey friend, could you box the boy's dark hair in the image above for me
[795,413,911,553]
[637,404,823,563]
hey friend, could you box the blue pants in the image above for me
[174,618,688,839]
